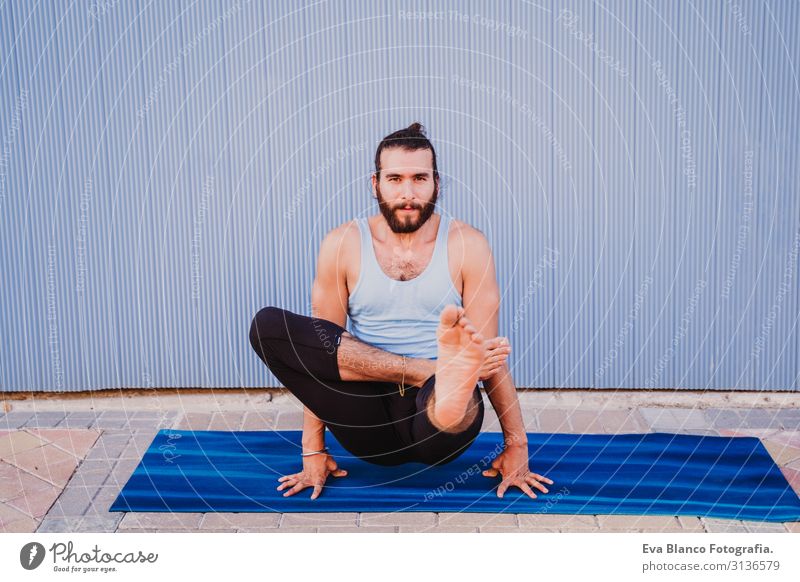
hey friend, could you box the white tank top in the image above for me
[347,214,463,360]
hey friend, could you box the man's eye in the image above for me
[416,176,426,181]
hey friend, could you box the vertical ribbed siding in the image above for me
[0,1,797,392]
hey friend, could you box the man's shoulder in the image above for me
[449,219,492,253]
[321,219,360,248]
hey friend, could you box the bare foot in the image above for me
[432,305,487,429]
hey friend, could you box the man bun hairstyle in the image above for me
[374,122,439,182]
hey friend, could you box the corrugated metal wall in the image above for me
[1,1,798,392]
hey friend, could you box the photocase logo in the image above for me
[20,542,46,570]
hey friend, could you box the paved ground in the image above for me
[1,389,799,533]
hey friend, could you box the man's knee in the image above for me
[424,387,484,434]
[249,306,287,355]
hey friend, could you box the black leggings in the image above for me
[248,306,484,466]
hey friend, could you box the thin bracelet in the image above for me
[300,448,328,457]
[398,355,406,397]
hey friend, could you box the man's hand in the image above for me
[276,453,347,500]
[478,337,512,381]
[482,443,553,499]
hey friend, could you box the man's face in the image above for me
[373,147,438,234]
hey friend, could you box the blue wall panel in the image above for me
[0,1,797,391]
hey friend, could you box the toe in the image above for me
[440,304,461,327]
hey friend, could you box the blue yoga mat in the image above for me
[109,429,800,521]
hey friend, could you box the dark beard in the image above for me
[375,183,439,234]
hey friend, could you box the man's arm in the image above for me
[310,225,352,328]
[458,228,526,445]
[303,226,353,452]
[459,227,553,498]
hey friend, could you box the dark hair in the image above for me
[374,122,439,182]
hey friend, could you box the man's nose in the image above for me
[399,180,414,199]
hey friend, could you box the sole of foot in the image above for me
[433,305,487,429]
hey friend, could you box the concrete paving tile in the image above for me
[398,525,478,533]
[208,412,245,431]
[602,528,684,533]
[88,486,125,514]
[119,435,160,460]
[481,526,560,533]
[70,460,115,487]
[739,409,783,429]
[107,459,141,485]
[200,513,281,529]
[36,518,84,533]
[253,526,317,533]
[1,515,38,532]
[85,434,132,461]
[127,411,160,420]
[175,413,213,430]
[517,514,597,528]
[132,411,178,423]
[359,512,437,527]
[676,516,706,532]
[569,410,605,433]
[701,518,749,533]
[26,429,101,458]
[768,431,800,449]
[536,410,571,433]
[37,515,123,533]
[514,406,541,429]
[125,430,159,447]
[6,468,59,502]
[90,417,134,431]
[0,501,35,528]
[598,410,648,433]
[45,486,101,518]
[0,431,48,459]
[665,409,708,430]
[704,409,744,430]
[742,521,788,533]
[0,461,28,501]
[639,408,676,430]
[597,515,681,529]
[481,410,502,432]
[125,419,168,431]
[98,411,134,420]
[317,526,398,533]
[718,428,781,439]
[773,410,800,430]
[437,512,517,527]
[58,413,100,429]
[118,512,204,529]
[0,412,34,429]
[275,411,304,430]
[6,481,61,518]
[4,445,80,487]
[241,410,278,431]
[784,522,800,533]
[280,512,358,527]
[761,440,800,466]
[23,412,68,428]
[673,429,720,436]
[122,527,216,533]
